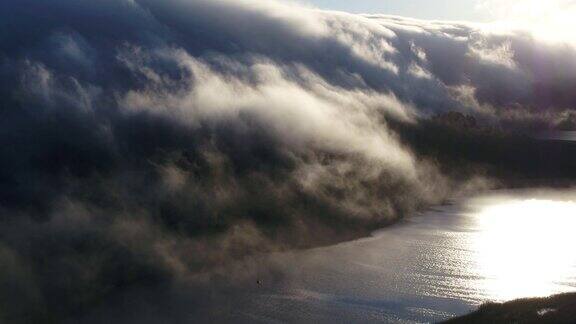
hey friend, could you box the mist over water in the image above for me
[1,0,576,322]
[202,189,576,323]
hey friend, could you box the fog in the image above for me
[1,0,576,322]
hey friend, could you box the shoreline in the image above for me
[443,292,576,323]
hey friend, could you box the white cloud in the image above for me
[121,48,418,176]
[477,0,576,44]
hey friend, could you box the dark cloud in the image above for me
[0,0,575,322]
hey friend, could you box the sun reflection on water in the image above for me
[472,199,576,302]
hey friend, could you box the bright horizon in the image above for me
[303,0,491,21]
[303,0,576,44]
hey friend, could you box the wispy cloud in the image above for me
[0,0,575,322]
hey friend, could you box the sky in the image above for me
[303,0,576,25]
[304,0,576,43]
[303,0,492,21]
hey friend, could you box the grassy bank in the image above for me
[444,293,576,324]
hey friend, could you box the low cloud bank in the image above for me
[1,0,576,322]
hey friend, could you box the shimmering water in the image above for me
[222,189,576,323]
[534,131,576,142]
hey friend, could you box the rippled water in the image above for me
[212,189,576,323]
[534,131,576,142]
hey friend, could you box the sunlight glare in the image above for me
[479,0,576,44]
[473,199,576,301]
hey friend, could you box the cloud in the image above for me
[477,0,576,44]
[0,0,575,322]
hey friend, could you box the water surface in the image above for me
[214,189,576,323]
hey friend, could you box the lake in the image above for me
[202,189,576,323]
